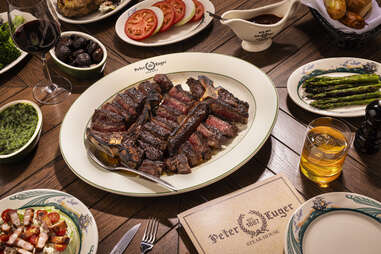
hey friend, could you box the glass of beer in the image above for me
[300,117,353,188]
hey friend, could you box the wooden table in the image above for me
[1,0,381,253]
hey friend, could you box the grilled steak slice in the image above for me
[156,104,183,123]
[168,102,209,156]
[113,94,137,117]
[139,130,167,150]
[125,87,146,106]
[168,85,194,104]
[188,132,212,160]
[138,81,161,95]
[166,154,191,174]
[92,109,125,124]
[152,116,179,131]
[186,77,205,100]
[197,123,226,149]
[179,141,203,167]
[207,98,248,124]
[218,88,249,112]
[87,129,126,157]
[154,74,174,93]
[205,115,238,137]
[162,95,189,114]
[139,160,165,177]
[101,102,131,122]
[138,140,163,161]
[119,139,144,169]
[143,122,171,139]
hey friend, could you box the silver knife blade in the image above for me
[110,223,141,254]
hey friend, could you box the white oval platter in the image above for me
[287,57,381,117]
[0,12,28,75]
[51,0,133,24]
[0,189,98,254]
[60,52,278,197]
[285,192,381,254]
[115,0,214,47]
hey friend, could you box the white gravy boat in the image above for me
[221,0,300,52]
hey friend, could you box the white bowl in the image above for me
[50,31,107,79]
[0,100,43,163]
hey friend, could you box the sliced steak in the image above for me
[186,77,205,100]
[143,121,171,139]
[92,109,125,125]
[188,132,212,160]
[166,154,191,174]
[162,95,189,114]
[119,140,144,168]
[168,102,209,156]
[196,123,226,149]
[218,88,249,112]
[151,116,179,132]
[87,128,126,157]
[139,160,165,177]
[156,104,183,123]
[137,140,163,161]
[205,115,238,137]
[154,74,174,92]
[91,121,126,133]
[101,102,131,122]
[138,81,161,95]
[124,87,146,105]
[207,98,248,124]
[113,94,137,117]
[168,85,194,104]
[139,130,167,150]
[179,141,203,167]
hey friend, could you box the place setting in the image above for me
[1,0,381,253]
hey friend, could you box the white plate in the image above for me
[51,0,132,24]
[0,12,28,75]
[285,192,381,254]
[287,57,381,117]
[60,52,278,197]
[0,189,98,254]
[115,0,214,47]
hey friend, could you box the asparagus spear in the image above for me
[305,82,379,94]
[310,91,381,106]
[312,98,381,109]
[307,74,380,86]
[306,84,381,99]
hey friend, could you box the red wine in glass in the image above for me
[7,0,72,105]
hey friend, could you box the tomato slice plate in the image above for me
[153,1,175,32]
[191,0,204,22]
[125,9,158,41]
[167,0,186,24]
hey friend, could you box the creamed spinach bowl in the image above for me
[0,100,43,164]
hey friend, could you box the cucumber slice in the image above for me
[175,0,195,27]
[146,7,164,35]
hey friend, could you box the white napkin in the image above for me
[301,0,381,34]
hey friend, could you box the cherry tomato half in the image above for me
[190,0,204,22]
[153,1,175,32]
[1,209,16,223]
[167,0,186,24]
[47,212,60,224]
[54,243,68,252]
[125,9,158,41]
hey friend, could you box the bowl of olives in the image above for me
[50,31,107,79]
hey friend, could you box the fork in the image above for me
[140,217,159,254]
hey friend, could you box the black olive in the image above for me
[74,53,92,67]
[72,37,87,50]
[55,45,71,63]
[73,49,85,58]
[57,36,72,48]
[91,47,103,64]
[87,41,98,55]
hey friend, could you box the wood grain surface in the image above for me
[1,0,381,253]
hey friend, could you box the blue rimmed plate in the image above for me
[0,189,98,254]
[285,192,381,254]
[287,57,381,117]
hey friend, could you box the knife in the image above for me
[110,223,141,254]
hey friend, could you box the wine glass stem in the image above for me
[41,53,57,90]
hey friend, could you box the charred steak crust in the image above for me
[88,74,249,177]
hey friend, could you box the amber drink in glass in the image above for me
[300,117,352,188]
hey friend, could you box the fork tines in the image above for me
[142,217,159,244]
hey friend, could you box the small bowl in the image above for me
[50,31,107,79]
[0,100,43,164]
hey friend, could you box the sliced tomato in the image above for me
[153,1,175,32]
[1,209,16,223]
[28,234,39,246]
[47,212,60,224]
[0,233,9,243]
[36,210,48,218]
[125,9,158,41]
[167,0,186,24]
[190,0,204,22]
[54,243,68,252]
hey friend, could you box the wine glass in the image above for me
[7,0,71,105]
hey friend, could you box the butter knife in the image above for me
[110,223,141,254]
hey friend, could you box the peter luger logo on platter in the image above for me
[134,60,166,73]
[208,203,294,247]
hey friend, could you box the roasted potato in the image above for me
[324,0,347,20]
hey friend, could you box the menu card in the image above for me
[178,174,304,254]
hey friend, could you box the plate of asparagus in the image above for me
[287,57,381,117]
